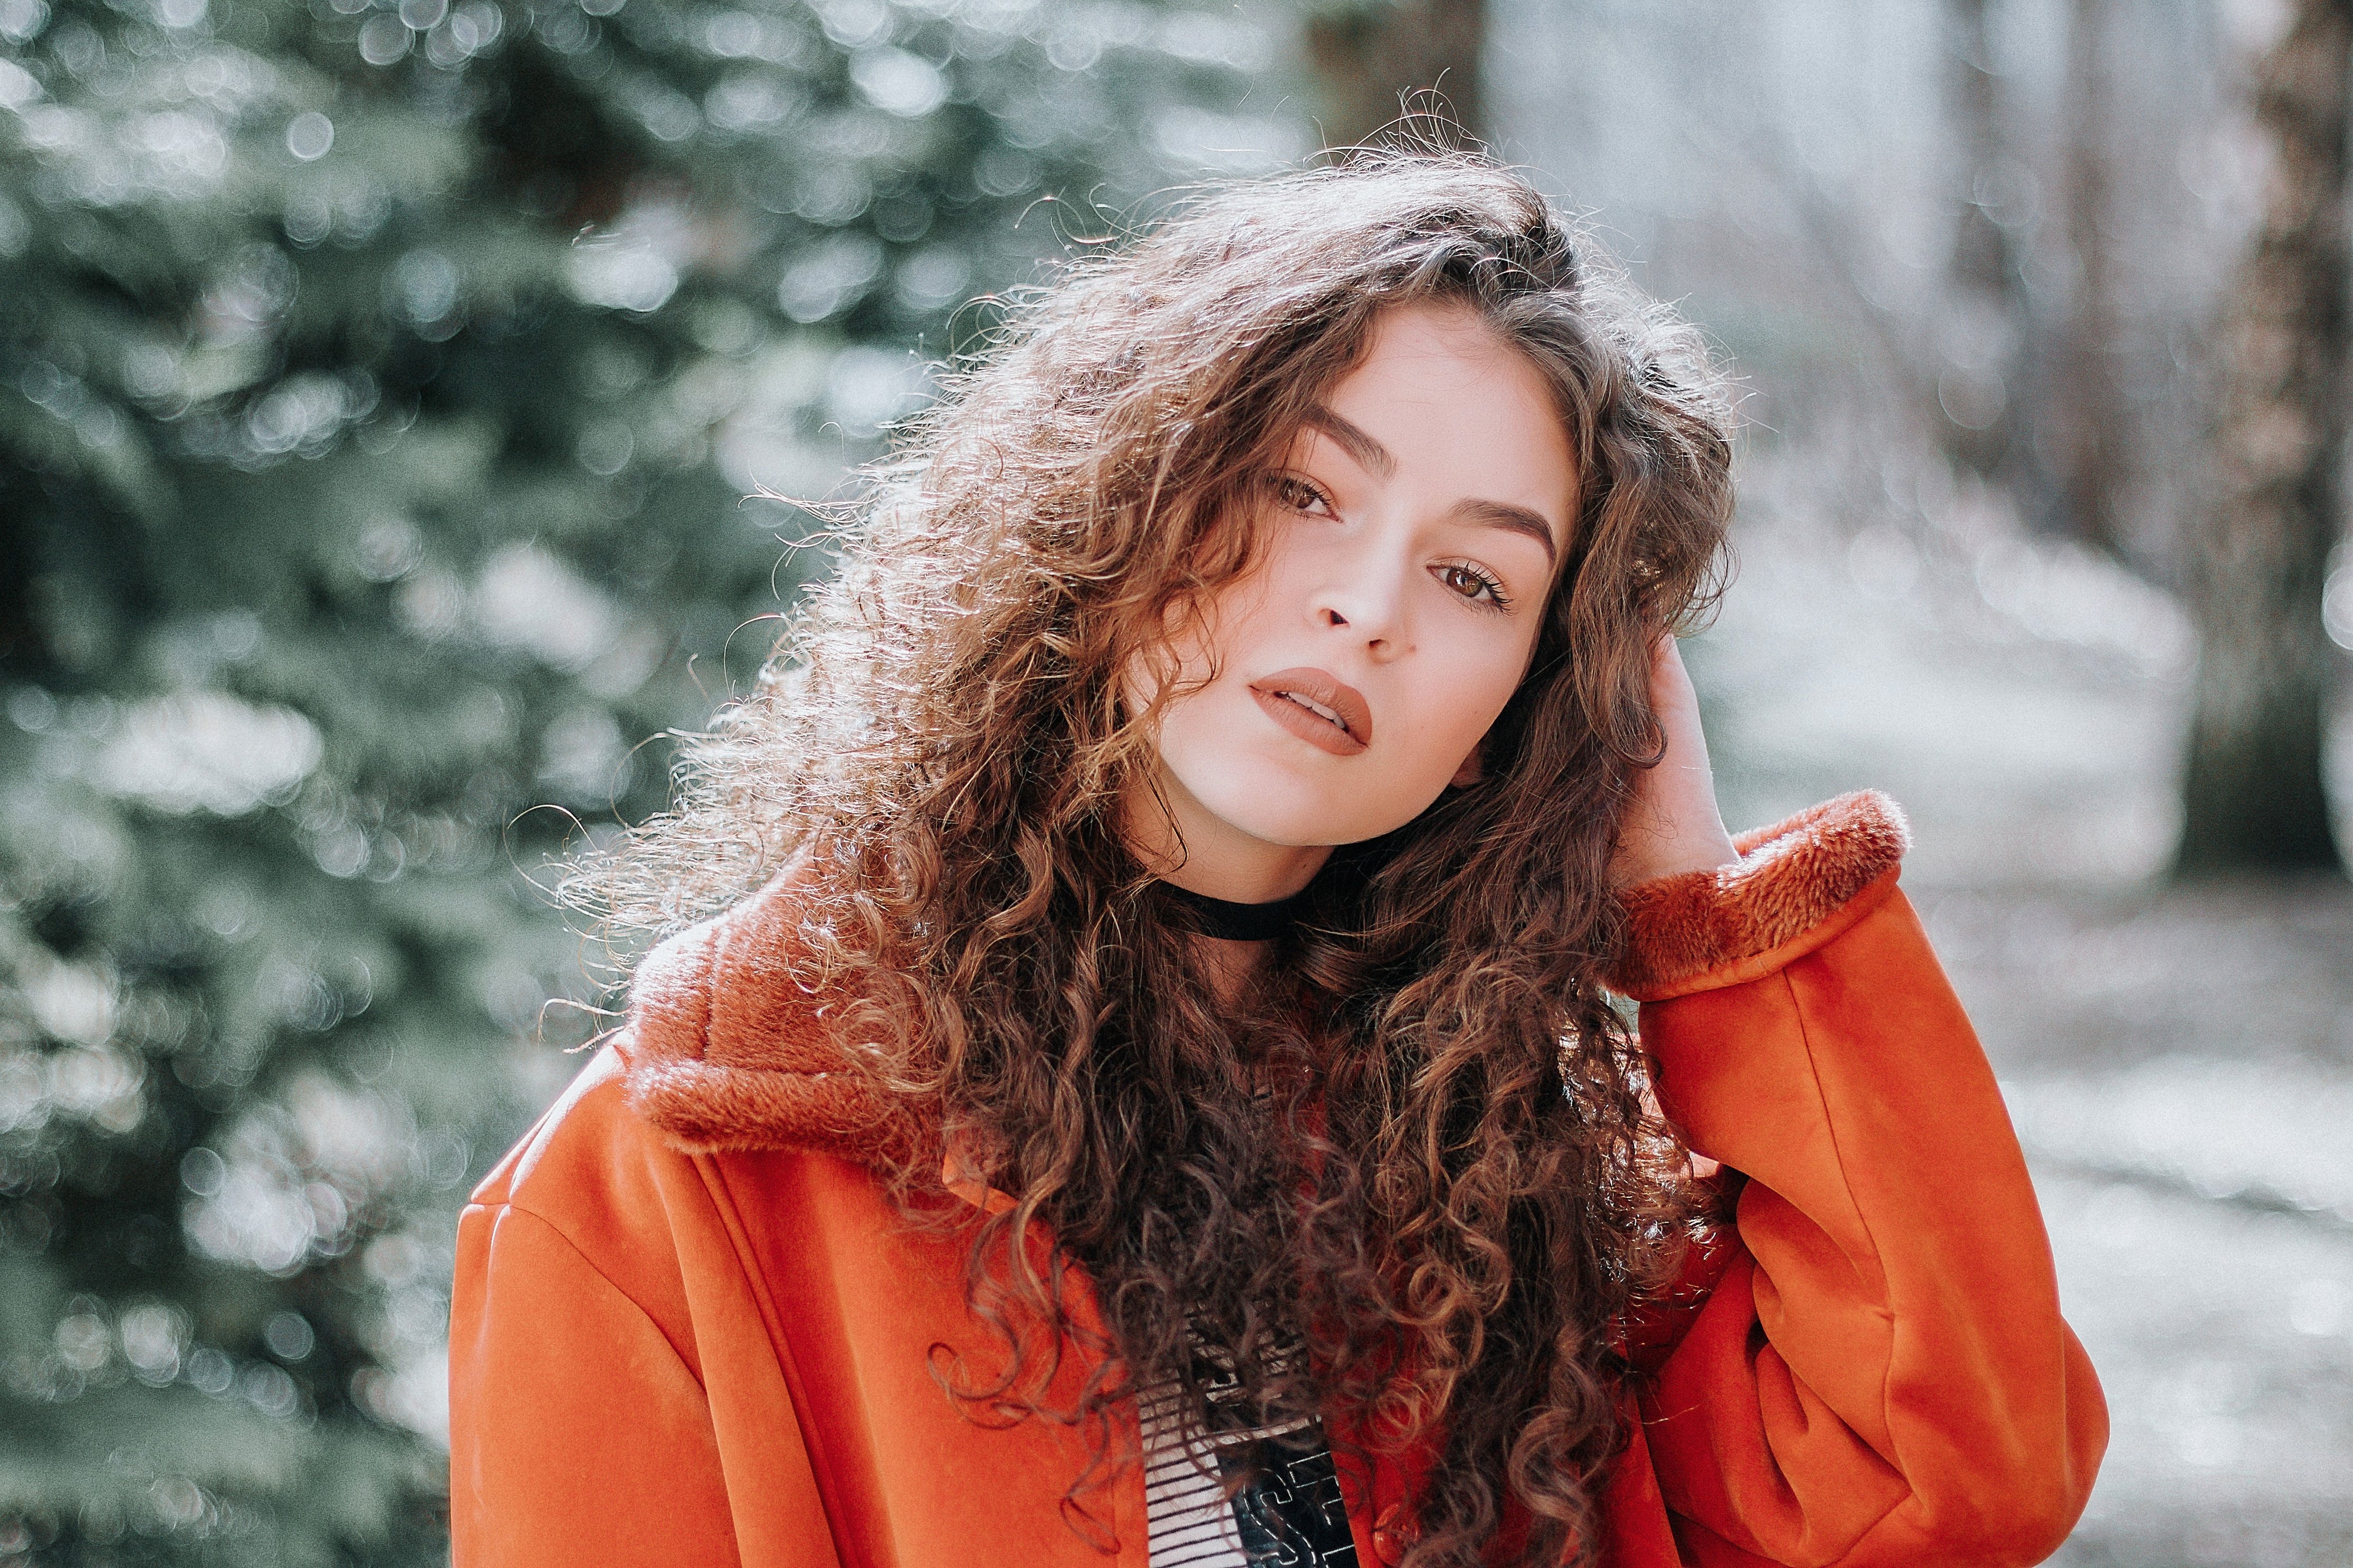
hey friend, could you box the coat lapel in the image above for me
[715,1144,1149,1568]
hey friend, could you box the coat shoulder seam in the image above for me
[487,1196,711,1392]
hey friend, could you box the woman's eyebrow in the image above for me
[1453,499,1559,567]
[1304,405,1394,479]
[1305,405,1561,566]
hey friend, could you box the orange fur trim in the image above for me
[1608,790,1912,1002]
[618,869,922,1168]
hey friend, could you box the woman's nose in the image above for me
[1311,550,1410,653]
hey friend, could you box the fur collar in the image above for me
[617,792,1910,1162]
[618,864,922,1170]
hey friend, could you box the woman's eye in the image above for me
[1437,563,1510,608]
[1271,475,1334,515]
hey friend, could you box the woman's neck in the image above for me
[1121,775,1332,904]
[1120,774,1327,1005]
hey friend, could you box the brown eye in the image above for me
[1269,475,1333,515]
[1437,563,1511,609]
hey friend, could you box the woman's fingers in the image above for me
[1610,635,1739,887]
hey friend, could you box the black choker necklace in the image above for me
[1156,880,1313,942]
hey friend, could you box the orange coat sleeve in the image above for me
[449,1201,745,1566]
[447,1052,842,1568]
[1617,793,2107,1568]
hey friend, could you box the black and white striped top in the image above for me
[1135,1338,1359,1568]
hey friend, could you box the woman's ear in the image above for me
[1449,743,1484,788]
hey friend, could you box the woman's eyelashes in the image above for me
[1434,561,1513,611]
[1269,472,1336,517]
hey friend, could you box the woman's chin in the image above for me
[1185,780,1426,854]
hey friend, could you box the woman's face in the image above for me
[1126,302,1578,898]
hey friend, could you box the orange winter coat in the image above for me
[448,792,2106,1568]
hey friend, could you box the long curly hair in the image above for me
[586,151,1736,1567]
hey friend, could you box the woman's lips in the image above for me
[1248,667,1373,756]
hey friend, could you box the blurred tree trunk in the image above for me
[2177,0,2349,874]
[1304,0,1487,149]
[2052,0,2131,552]
[1937,0,2041,509]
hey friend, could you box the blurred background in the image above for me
[2,0,2348,1561]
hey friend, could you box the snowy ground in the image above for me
[1693,504,2353,1566]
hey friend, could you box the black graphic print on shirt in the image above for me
[1220,1430,1356,1567]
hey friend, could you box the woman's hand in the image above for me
[1609,634,1740,888]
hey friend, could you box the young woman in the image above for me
[448,154,2106,1568]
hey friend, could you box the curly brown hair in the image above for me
[584,150,1737,1567]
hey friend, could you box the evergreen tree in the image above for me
[0,0,1293,1557]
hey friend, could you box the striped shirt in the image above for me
[1136,1338,1359,1567]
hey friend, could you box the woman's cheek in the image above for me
[1431,634,1531,750]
